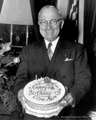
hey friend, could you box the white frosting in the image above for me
[23,77,65,118]
[25,103,61,118]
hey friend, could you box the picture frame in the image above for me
[0,23,10,43]
[12,24,26,47]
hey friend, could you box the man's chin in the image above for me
[45,36,55,40]
[45,37,54,41]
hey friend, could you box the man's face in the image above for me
[38,7,64,42]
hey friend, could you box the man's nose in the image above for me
[47,22,51,29]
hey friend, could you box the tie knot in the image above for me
[48,42,52,49]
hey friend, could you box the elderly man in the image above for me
[14,5,91,120]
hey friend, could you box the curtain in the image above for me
[84,0,96,51]
[84,0,96,103]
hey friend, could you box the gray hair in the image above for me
[38,5,63,20]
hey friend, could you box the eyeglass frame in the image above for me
[38,18,63,28]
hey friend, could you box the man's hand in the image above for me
[59,93,75,107]
[57,93,75,114]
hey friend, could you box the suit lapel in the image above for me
[46,39,72,78]
[32,40,50,74]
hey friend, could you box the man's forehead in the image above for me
[41,6,57,12]
[39,7,59,18]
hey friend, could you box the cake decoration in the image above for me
[23,77,65,118]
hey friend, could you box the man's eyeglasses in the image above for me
[39,19,62,28]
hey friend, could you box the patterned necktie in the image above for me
[47,42,53,60]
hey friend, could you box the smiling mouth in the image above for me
[46,30,53,34]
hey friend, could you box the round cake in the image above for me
[23,77,65,118]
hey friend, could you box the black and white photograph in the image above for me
[0,0,96,120]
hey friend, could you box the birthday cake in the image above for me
[23,77,65,118]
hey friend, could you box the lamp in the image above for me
[0,0,33,46]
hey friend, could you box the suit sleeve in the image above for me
[14,46,29,95]
[69,45,92,105]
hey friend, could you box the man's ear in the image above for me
[61,20,64,29]
[38,21,40,25]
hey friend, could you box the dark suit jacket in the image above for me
[14,38,91,105]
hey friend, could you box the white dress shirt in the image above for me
[44,37,59,54]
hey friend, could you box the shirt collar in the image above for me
[44,37,59,52]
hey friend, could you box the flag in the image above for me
[69,0,78,21]
[68,0,79,42]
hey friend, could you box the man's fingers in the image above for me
[59,99,68,107]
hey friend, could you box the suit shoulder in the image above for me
[22,42,37,50]
[65,40,85,49]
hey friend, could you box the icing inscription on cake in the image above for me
[28,80,61,101]
[24,77,65,105]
